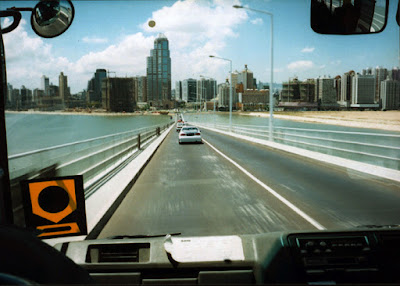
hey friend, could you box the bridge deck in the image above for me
[98,127,400,238]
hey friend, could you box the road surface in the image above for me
[98,127,400,238]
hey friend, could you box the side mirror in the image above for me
[311,0,388,34]
[31,0,74,38]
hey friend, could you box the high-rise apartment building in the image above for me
[20,86,32,109]
[146,33,171,108]
[6,83,12,105]
[59,72,69,103]
[217,81,230,108]
[390,67,400,81]
[87,69,107,103]
[134,76,147,103]
[182,79,197,102]
[316,77,339,108]
[41,75,49,96]
[381,78,400,110]
[175,81,182,100]
[351,74,377,107]
[196,78,217,103]
[374,66,387,104]
[102,77,136,112]
[339,71,355,107]
[237,65,254,90]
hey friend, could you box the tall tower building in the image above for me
[339,71,355,107]
[196,78,217,103]
[238,65,254,90]
[135,76,147,103]
[316,77,338,108]
[182,79,197,102]
[146,33,171,108]
[351,74,376,106]
[381,78,400,110]
[175,81,182,100]
[59,72,69,103]
[392,67,400,81]
[41,75,49,96]
[374,66,387,104]
[95,69,107,103]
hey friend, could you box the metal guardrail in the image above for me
[9,121,174,227]
[195,122,400,170]
[9,123,172,183]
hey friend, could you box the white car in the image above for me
[178,126,202,144]
[176,122,184,132]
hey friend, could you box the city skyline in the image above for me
[1,0,399,94]
[7,64,398,111]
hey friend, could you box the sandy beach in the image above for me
[242,111,400,132]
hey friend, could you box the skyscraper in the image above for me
[381,78,400,110]
[134,76,147,103]
[237,65,254,90]
[41,75,49,96]
[87,69,107,104]
[316,77,339,108]
[374,66,387,104]
[196,78,217,103]
[146,33,171,108]
[340,71,355,107]
[175,81,182,100]
[351,74,376,107]
[182,79,197,102]
[59,72,69,103]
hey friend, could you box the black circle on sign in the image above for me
[38,186,70,213]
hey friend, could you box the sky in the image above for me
[1,0,399,94]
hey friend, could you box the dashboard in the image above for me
[54,227,400,285]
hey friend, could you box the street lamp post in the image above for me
[209,55,232,132]
[233,5,274,141]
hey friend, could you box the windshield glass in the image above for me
[1,0,399,240]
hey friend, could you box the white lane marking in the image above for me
[203,139,326,230]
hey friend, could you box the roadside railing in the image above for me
[9,121,174,227]
[194,122,400,170]
[9,122,173,189]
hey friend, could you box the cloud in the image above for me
[73,33,154,75]
[4,19,72,89]
[287,60,314,71]
[250,18,263,25]
[301,47,315,53]
[82,37,108,44]
[4,0,249,93]
[330,60,341,65]
[141,0,247,47]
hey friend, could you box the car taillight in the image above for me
[180,133,186,136]
[195,133,201,135]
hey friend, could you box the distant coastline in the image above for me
[241,110,400,132]
[5,110,172,116]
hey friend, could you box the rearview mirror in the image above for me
[311,0,388,34]
[31,0,74,38]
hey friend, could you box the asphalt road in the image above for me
[98,127,400,238]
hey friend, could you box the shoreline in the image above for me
[6,110,400,132]
[241,111,400,132]
[5,110,172,116]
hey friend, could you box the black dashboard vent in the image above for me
[86,243,150,263]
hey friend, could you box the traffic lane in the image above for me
[199,128,400,229]
[98,128,317,238]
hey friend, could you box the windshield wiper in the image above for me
[107,232,181,239]
[356,224,400,229]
